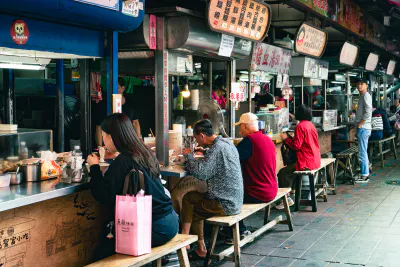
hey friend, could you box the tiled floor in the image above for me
[191,156,400,267]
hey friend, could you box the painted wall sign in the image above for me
[149,15,156,50]
[163,51,169,146]
[365,53,379,72]
[295,23,327,58]
[10,20,29,45]
[339,42,359,67]
[387,60,396,75]
[251,43,292,75]
[74,0,119,10]
[207,0,271,42]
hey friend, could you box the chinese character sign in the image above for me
[295,23,327,58]
[251,43,292,75]
[208,0,271,41]
[230,82,246,102]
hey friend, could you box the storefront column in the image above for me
[3,69,15,124]
[383,75,388,109]
[155,16,169,166]
[79,59,91,157]
[226,60,236,137]
[56,59,65,152]
[208,62,213,99]
[106,31,119,115]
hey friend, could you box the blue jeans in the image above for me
[357,128,372,177]
[369,131,383,141]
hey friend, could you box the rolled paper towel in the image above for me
[172,124,183,133]
[191,89,200,110]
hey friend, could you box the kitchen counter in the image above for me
[0,177,90,213]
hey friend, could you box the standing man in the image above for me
[355,79,372,183]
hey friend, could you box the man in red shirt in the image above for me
[230,113,278,241]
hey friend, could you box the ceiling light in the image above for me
[0,63,45,70]
[181,84,191,98]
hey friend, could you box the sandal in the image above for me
[188,250,206,261]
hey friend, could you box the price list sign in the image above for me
[295,23,327,58]
[207,0,271,42]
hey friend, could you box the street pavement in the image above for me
[191,155,400,267]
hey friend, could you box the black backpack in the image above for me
[281,139,297,166]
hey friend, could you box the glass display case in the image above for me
[0,129,52,160]
[256,108,289,134]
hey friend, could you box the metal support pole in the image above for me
[248,72,252,112]
[324,80,327,110]
[79,59,91,157]
[208,62,213,99]
[3,69,15,124]
[346,71,351,118]
[56,59,65,152]
[301,77,304,105]
[106,31,119,115]
[155,16,169,166]
[383,75,388,110]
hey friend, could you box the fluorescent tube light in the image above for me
[0,63,45,70]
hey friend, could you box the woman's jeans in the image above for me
[152,210,179,247]
[357,128,372,177]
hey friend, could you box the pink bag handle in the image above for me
[123,169,146,196]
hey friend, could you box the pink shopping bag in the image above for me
[115,169,152,256]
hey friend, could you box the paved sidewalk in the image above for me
[193,156,400,267]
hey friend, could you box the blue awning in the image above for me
[0,0,144,33]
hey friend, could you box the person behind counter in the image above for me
[94,78,142,148]
[280,105,321,198]
[233,112,278,240]
[355,79,372,183]
[181,119,243,260]
[87,113,178,249]
[212,85,227,109]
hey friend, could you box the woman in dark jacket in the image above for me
[87,113,178,248]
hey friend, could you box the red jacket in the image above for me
[241,131,278,202]
[285,120,321,171]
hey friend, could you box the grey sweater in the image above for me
[185,136,243,215]
[356,92,372,130]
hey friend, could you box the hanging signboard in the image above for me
[335,0,365,37]
[149,15,157,50]
[365,53,379,72]
[339,42,359,67]
[230,82,246,102]
[250,43,292,75]
[74,0,119,10]
[387,60,397,75]
[207,0,271,42]
[294,23,327,58]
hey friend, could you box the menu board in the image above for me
[250,43,292,75]
[207,0,271,42]
[365,53,379,72]
[366,16,386,48]
[336,0,365,37]
[387,60,397,76]
[339,42,359,66]
[294,23,327,58]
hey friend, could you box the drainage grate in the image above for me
[386,180,400,186]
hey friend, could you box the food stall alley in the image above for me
[0,0,144,265]
[117,1,272,210]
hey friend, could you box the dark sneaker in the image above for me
[355,177,369,183]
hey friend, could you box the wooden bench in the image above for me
[204,188,293,267]
[335,146,358,185]
[368,135,398,168]
[85,234,198,267]
[293,158,336,212]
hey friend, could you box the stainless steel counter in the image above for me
[160,165,188,178]
[0,177,90,213]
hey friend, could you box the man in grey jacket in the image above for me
[355,79,372,183]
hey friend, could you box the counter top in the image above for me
[0,177,89,213]
[160,165,188,178]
